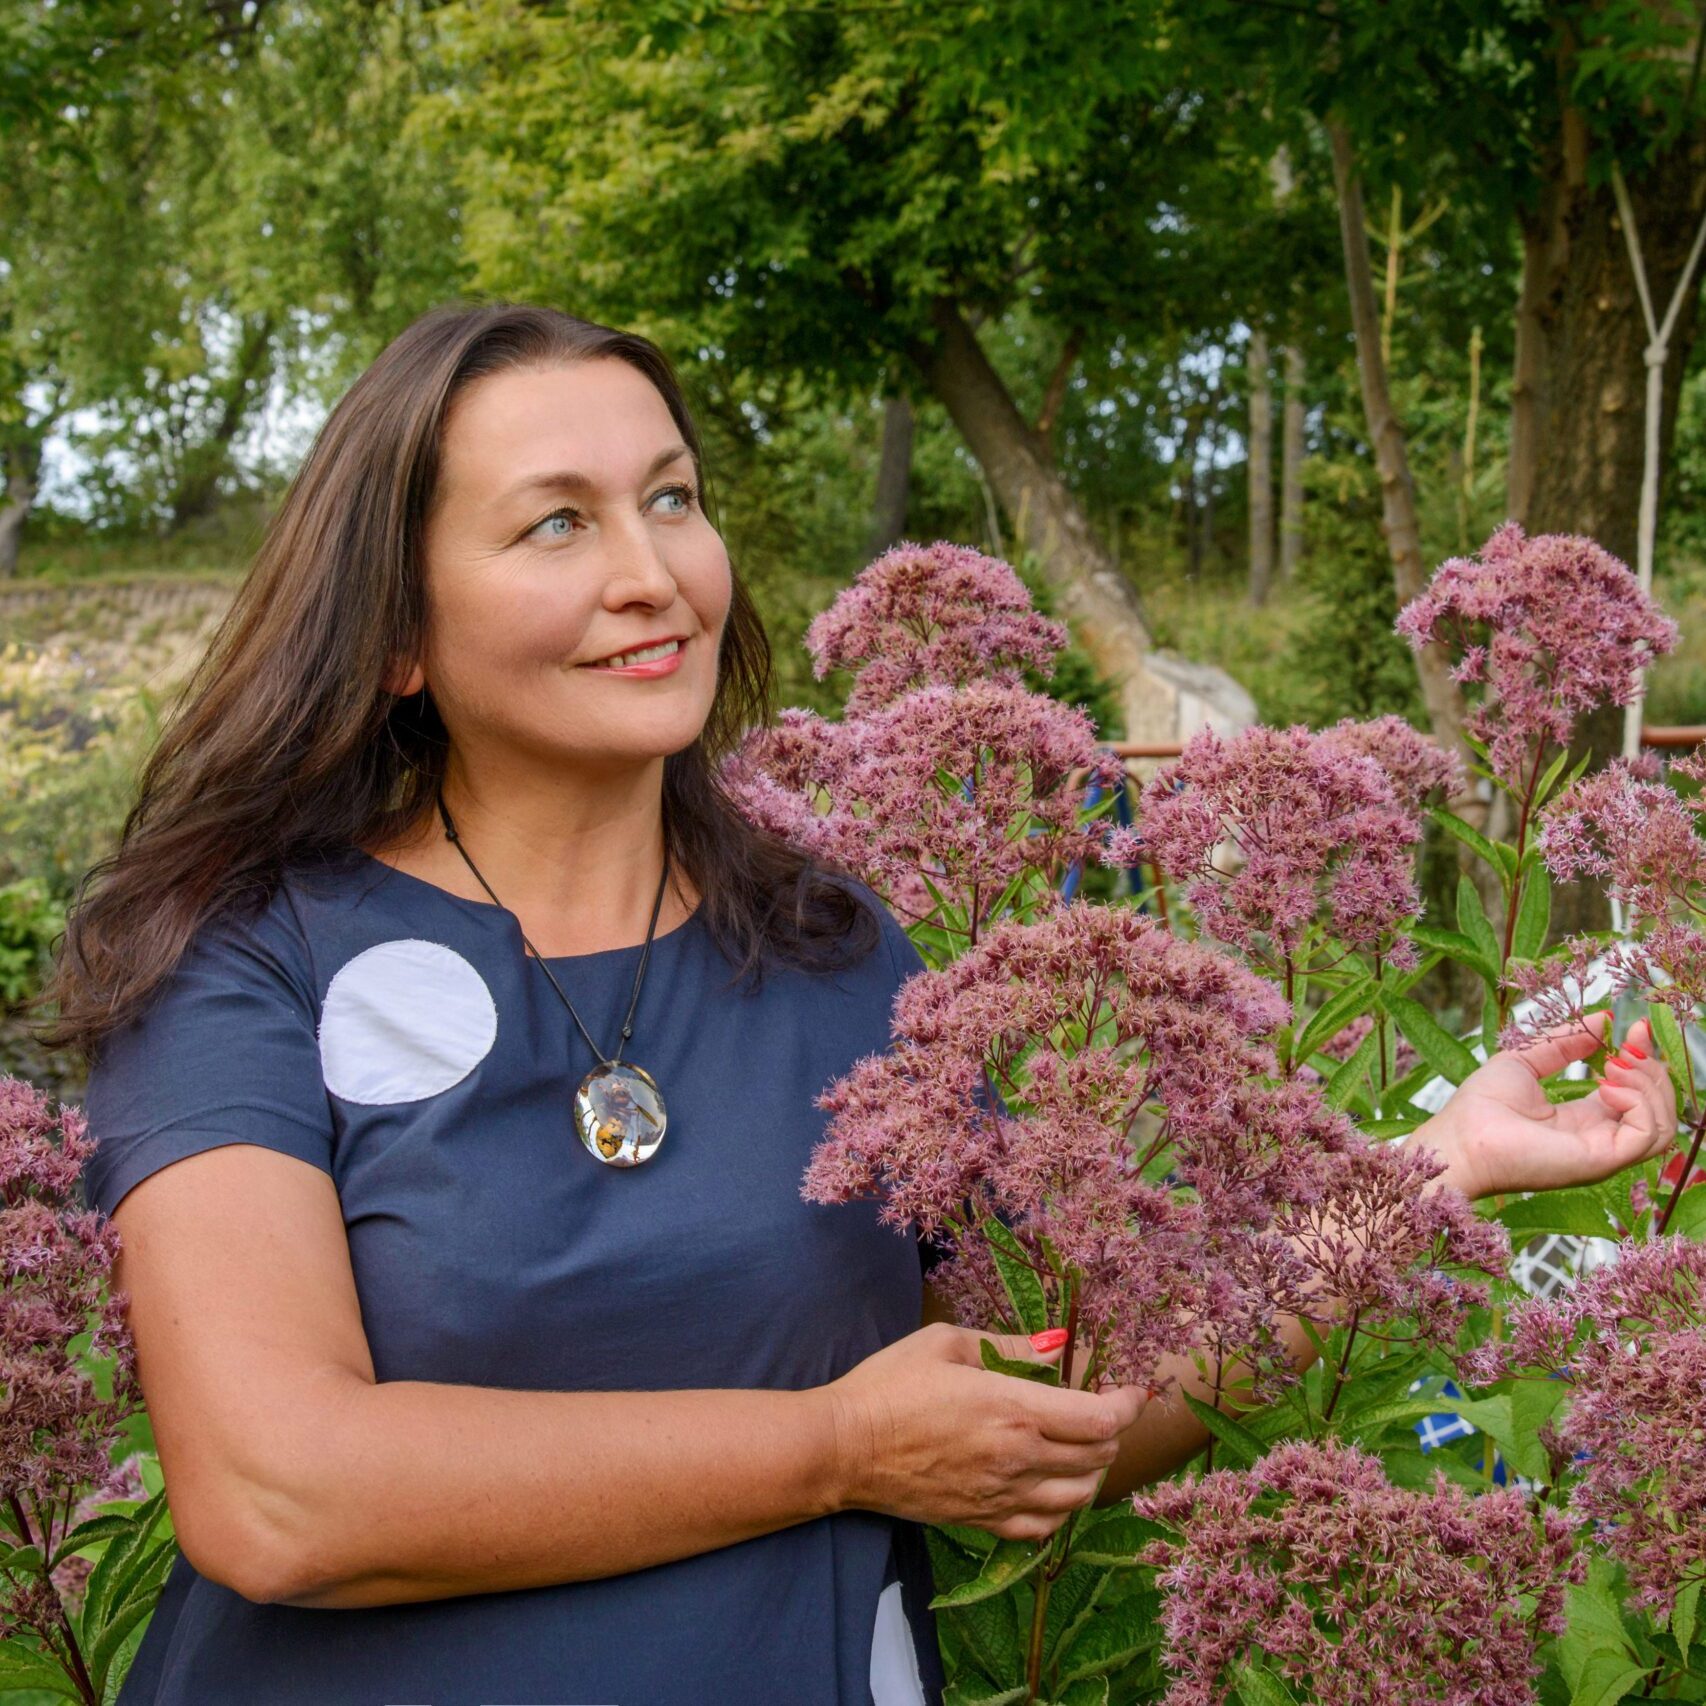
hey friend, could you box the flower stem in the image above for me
[1320,1307,1361,1424]
[6,1491,97,1705]
[1655,1108,1706,1238]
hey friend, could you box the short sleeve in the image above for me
[79,900,336,1222]
[864,890,1016,1279]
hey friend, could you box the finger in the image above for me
[1020,1468,1108,1514]
[956,1330,1067,1369]
[1506,1009,1610,1077]
[1020,1433,1123,1478]
[1026,1381,1147,1445]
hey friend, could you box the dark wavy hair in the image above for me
[30,300,881,1063]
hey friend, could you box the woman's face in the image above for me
[409,357,731,780]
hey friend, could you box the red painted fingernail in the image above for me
[1625,1044,1648,1059]
[1030,1327,1069,1352]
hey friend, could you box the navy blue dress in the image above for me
[80,846,948,1705]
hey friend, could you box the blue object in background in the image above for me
[1062,747,1139,902]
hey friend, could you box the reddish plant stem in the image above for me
[1496,741,1549,1028]
[1320,1306,1362,1424]
[5,1490,97,1705]
[1655,1107,1706,1237]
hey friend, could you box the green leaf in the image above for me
[84,1535,176,1697]
[1512,866,1552,961]
[944,1677,1029,1706]
[1066,1512,1166,1568]
[1673,1579,1700,1665]
[1294,977,1380,1061]
[1429,805,1500,869]
[1234,1662,1301,1706]
[79,1487,171,1652]
[1042,1561,1108,1670]
[935,1522,999,1557]
[1182,1393,1264,1468]
[1324,1026,1378,1111]
[1407,923,1495,980]
[1054,1596,1163,1684]
[1664,1184,1706,1241]
[0,1639,83,1699]
[47,1512,134,1571]
[1383,993,1480,1086]
[1050,1679,1110,1706]
[1456,876,1503,971]
[945,1582,1023,1685]
[1647,1002,1694,1113]
[1532,743,1574,810]
[979,1337,1062,1384]
[1495,1190,1618,1241]
[1568,1653,1650,1706]
[929,1537,1048,1609]
[980,1213,1050,1336]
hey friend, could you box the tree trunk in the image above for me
[1508,98,1706,931]
[1280,343,1306,579]
[906,296,1169,738]
[1325,116,1470,765]
[0,433,41,577]
[865,392,914,560]
[168,311,276,530]
[1247,326,1275,604]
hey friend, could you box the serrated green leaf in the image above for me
[1430,806,1499,869]
[945,1579,1023,1684]
[1182,1393,1264,1468]
[80,1487,170,1649]
[1647,1002,1694,1114]
[944,1675,1029,1706]
[980,1214,1050,1336]
[1495,1191,1618,1241]
[1235,1661,1301,1706]
[1569,1652,1649,1706]
[1673,1578,1700,1664]
[1666,1184,1706,1241]
[0,1639,83,1699]
[1054,1596,1163,1684]
[930,1537,1048,1609]
[1323,1026,1378,1111]
[1050,1679,1110,1706]
[979,1337,1062,1384]
[1294,977,1380,1061]
[1513,867,1552,961]
[1383,993,1479,1085]
[1407,923,1495,979]
[47,1512,134,1571]
[85,1534,175,1696]
[1066,1512,1166,1568]
[1456,875,1502,970]
[1533,743,1573,810]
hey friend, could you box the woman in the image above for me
[40,302,1678,1705]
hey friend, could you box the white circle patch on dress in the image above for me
[319,938,497,1105]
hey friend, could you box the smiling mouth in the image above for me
[581,636,688,670]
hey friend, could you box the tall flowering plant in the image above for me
[0,1076,174,1703]
[727,532,1705,1704]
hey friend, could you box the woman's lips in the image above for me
[579,637,687,677]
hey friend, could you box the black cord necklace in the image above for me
[434,786,671,1167]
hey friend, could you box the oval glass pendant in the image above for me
[574,1060,667,1167]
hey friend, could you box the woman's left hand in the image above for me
[1413,1010,1678,1202]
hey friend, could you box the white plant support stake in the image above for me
[1610,160,1706,761]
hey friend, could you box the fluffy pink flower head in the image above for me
[1465,1236,1706,1616]
[1501,921,1706,1048]
[1138,723,1426,963]
[802,903,1404,1392]
[1538,756,1706,919]
[803,540,1069,715]
[1316,713,1467,810]
[1,1076,144,1652]
[1130,1438,1582,1706]
[723,681,1124,939]
[1395,523,1678,788]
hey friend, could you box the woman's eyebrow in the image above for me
[495,443,694,507]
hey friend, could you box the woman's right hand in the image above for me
[821,1322,1147,1541]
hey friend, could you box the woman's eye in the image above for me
[527,508,578,541]
[523,484,696,544]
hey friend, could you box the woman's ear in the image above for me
[383,659,425,698]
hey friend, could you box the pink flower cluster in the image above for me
[1130,1438,1582,1706]
[723,545,1124,935]
[1134,718,1457,967]
[803,903,1505,1397]
[1464,1236,1706,1617]
[802,539,1069,715]
[1396,522,1678,788]
[1,1075,143,1652]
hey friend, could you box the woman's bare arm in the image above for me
[110,1143,843,1611]
[272,1371,841,1608]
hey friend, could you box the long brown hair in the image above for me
[30,301,880,1064]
